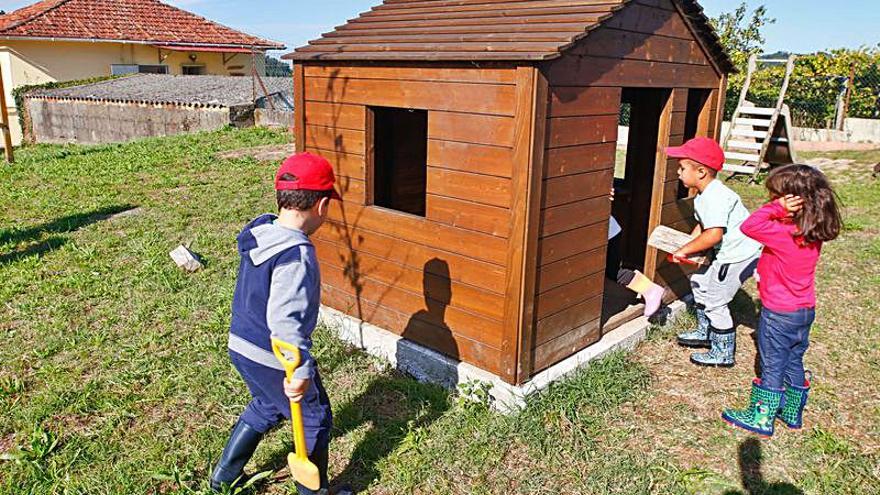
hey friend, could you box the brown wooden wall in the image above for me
[295,63,536,381]
[528,0,725,374]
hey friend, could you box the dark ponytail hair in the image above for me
[765,164,842,244]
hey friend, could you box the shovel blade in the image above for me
[288,452,321,491]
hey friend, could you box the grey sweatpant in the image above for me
[690,254,760,330]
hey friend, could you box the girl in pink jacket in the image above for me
[722,164,842,437]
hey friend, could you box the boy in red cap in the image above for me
[666,137,761,367]
[211,152,351,495]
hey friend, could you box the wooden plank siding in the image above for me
[529,83,617,373]
[298,62,523,379]
[530,0,722,373]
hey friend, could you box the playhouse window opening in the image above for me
[614,102,632,179]
[370,106,428,217]
[679,89,713,199]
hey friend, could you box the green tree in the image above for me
[710,3,776,119]
[710,2,775,71]
[710,3,880,126]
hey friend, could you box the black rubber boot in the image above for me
[330,484,355,495]
[296,443,330,495]
[210,419,264,492]
[294,442,357,494]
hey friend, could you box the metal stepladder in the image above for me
[722,54,798,180]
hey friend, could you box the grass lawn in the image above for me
[1,129,878,494]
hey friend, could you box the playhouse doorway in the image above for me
[602,88,671,329]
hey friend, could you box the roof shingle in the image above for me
[0,0,283,49]
[283,0,732,71]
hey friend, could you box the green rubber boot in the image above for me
[778,377,811,429]
[721,379,784,437]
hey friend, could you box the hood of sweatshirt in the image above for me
[237,214,312,266]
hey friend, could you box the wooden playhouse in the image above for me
[283,0,734,385]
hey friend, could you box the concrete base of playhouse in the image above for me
[318,299,689,412]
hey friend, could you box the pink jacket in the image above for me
[741,202,822,312]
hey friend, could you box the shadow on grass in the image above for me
[0,237,68,266]
[256,373,450,493]
[723,438,803,495]
[729,288,763,377]
[731,289,761,331]
[329,374,449,492]
[0,204,138,247]
[0,205,138,266]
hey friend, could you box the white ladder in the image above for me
[722,54,796,178]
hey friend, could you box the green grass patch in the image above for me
[1,132,877,494]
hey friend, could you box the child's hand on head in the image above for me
[778,194,804,216]
[284,377,310,403]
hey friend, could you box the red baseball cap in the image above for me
[275,152,341,200]
[666,137,725,171]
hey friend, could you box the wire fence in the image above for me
[256,52,880,132]
[724,60,880,130]
[249,54,294,128]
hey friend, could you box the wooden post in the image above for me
[644,89,673,279]
[504,66,547,385]
[0,61,14,163]
[292,63,305,152]
[714,75,729,141]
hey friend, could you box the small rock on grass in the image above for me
[169,245,203,272]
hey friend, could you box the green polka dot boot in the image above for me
[778,378,811,429]
[721,378,784,438]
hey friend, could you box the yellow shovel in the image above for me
[271,337,321,491]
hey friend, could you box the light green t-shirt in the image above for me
[693,179,762,264]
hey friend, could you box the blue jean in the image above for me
[757,307,815,389]
[230,351,333,456]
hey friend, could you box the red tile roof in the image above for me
[0,0,284,49]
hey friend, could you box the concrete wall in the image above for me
[255,108,293,128]
[27,97,232,144]
[719,119,880,145]
[619,120,880,148]
[843,118,880,144]
[0,39,262,145]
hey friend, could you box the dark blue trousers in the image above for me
[229,351,333,456]
[757,307,815,389]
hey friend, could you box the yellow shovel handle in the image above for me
[270,338,310,462]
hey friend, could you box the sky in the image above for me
[0,0,877,57]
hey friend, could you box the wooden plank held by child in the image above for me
[648,225,709,266]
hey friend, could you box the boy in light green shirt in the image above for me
[667,138,761,367]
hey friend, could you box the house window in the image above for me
[182,65,206,75]
[111,64,169,75]
[369,106,428,217]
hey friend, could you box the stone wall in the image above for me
[27,97,232,144]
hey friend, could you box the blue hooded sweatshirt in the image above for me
[228,214,320,379]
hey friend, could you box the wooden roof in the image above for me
[283,0,733,72]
